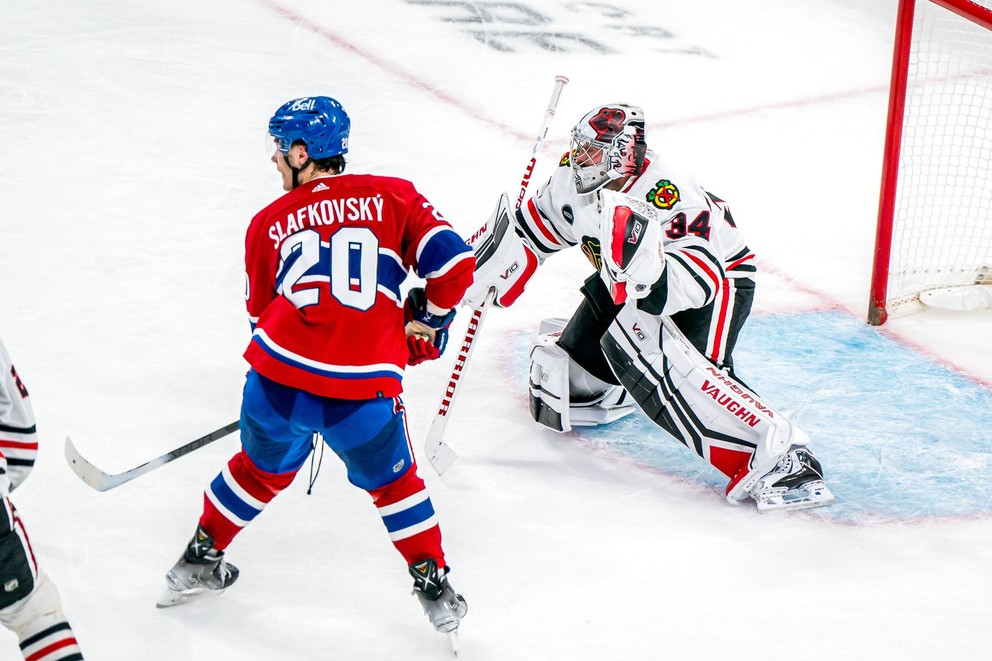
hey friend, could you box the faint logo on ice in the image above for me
[404,1,716,57]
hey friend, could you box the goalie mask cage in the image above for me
[868,0,992,325]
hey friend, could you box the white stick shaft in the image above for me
[515,75,569,210]
[426,75,569,475]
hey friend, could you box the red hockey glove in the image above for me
[404,287,456,366]
[406,334,441,366]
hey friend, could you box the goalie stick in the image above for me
[425,74,569,476]
[64,420,239,491]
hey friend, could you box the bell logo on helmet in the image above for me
[289,98,317,112]
[588,108,627,141]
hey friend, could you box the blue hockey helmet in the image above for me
[268,96,350,159]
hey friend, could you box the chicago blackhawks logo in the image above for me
[647,179,680,210]
[588,108,626,140]
[559,152,571,167]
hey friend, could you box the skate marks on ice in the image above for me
[502,310,992,523]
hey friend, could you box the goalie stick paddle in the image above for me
[425,74,569,476]
[64,420,239,491]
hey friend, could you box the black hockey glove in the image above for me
[404,287,456,366]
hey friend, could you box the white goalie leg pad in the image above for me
[602,304,813,504]
[529,332,572,432]
[530,318,638,433]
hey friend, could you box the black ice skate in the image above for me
[157,526,240,608]
[747,446,835,512]
[410,559,467,654]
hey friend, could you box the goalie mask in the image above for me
[570,103,647,194]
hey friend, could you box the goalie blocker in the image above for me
[528,309,834,512]
[463,193,539,309]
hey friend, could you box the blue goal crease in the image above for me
[508,310,992,523]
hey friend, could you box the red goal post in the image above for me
[868,0,992,325]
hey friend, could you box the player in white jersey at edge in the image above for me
[0,337,84,660]
[465,103,834,511]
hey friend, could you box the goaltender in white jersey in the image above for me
[465,103,834,512]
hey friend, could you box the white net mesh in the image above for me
[888,0,992,310]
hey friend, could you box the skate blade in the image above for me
[156,585,227,608]
[755,483,835,513]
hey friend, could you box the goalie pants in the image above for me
[558,272,755,385]
[198,370,445,568]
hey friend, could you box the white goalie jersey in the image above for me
[516,149,756,314]
[0,337,39,493]
[463,143,833,510]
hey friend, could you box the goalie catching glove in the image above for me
[404,287,456,366]
[598,189,666,305]
[462,192,539,309]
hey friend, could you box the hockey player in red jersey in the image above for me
[159,97,474,641]
[465,103,834,512]
[0,337,84,660]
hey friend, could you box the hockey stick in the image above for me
[424,74,569,476]
[64,420,239,491]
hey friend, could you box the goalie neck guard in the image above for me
[570,103,646,194]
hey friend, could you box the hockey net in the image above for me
[868,0,992,325]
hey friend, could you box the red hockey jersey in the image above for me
[243,174,474,400]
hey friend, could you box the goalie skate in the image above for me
[747,447,835,512]
[157,526,240,608]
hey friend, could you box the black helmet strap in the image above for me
[284,154,313,189]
